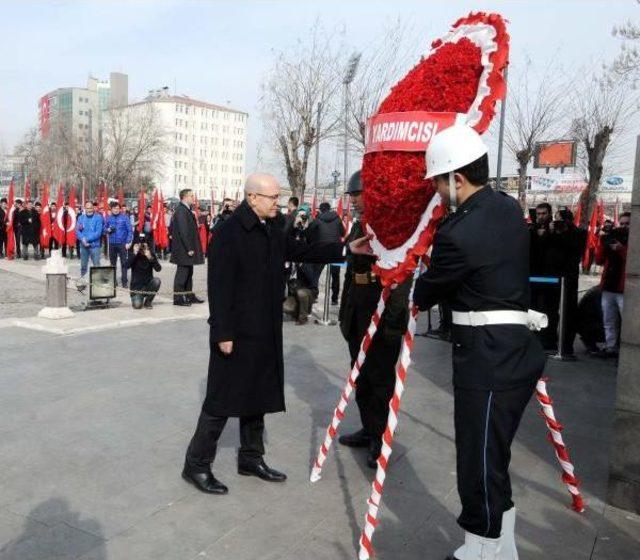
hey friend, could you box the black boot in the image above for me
[338,428,371,448]
[182,463,228,494]
[174,295,191,306]
[188,294,205,304]
[367,439,382,469]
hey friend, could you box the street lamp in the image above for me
[332,170,340,198]
[343,53,361,197]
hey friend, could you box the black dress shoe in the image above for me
[182,467,228,494]
[189,295,205,304]
[338,429,371,448]
[174,297,192,306]
[238,459,287,482]
[367,440,382,469]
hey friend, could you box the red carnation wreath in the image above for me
[361,12,509,286]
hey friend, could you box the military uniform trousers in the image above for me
[454,382,536,538]
[347,285,402,441]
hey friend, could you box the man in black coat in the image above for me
[307,201,345,304]
[182,173,372,495]
[170,188,205,306]
[0,198,7,258]
[413,125,546,560]
[17,200,41,260]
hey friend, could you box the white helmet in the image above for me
[424,124,488,179]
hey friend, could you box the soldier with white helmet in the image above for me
[414,124,547,560]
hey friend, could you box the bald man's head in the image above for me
[245,173,281,220]
[244,173,280,194]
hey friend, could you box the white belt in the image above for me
[451,309,548,331]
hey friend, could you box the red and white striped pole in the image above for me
[310,287,392,482]
[535,377,585,512]
[358,286,419,559]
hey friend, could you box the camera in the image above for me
[605,227,629,246]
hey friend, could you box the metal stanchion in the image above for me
[316,265,335,326]
[550,276,567,361]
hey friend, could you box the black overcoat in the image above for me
[203,200,344,417]
[170,203,204,266]
[414,186,546,391]
[18,209,40,244]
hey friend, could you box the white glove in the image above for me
[527,309,548,331]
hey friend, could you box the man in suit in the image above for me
[171,188,205,306]
[182,173,372,495]
[413,125,546,560]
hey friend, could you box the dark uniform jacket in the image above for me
[414,186,545,391]
[17,208,40,244]
[203,200,345,417]
[339,220,411,343]
[170,202,204,266]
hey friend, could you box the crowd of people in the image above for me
[0,193,244,309]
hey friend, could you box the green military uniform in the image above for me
[339,218,412,463]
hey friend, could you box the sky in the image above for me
[1,0,638,184]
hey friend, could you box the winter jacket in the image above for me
[105,214,133,245]
[596,235,628,293]
[76,213,104,248]
[306,210,345,244]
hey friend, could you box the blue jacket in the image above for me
[76,213,104,248]
[105,213,133,245]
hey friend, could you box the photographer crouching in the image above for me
[127,233,162,310]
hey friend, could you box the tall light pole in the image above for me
[87,109,93,199]
[332,170,340,199]
[495,65,508,191]
[343,53,361,194]
[318,53,361,328]
[314,102,322,193]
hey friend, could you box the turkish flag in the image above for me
[101,184,110,218]
[40,182,52,248]
[193,193,199,219]
[5,178,16,259]
[154,191,169,249]
[24,176,31,203]
[137,189,146,232]
[582,202,599,271]
[52,183,65,245]
[66,186,78,246]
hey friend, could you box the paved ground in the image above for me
[0,261,637,560]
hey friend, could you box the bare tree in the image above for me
[260,22,343,199]
[504,58,567,209]
[610,0,640,80]
[347,18,419,151]
[99,103,169,193]
[570,70,638,225]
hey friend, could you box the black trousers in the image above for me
[348,329,401,441]
[22,242,39,259]
[109,243,129,285]
[454,383,535,538]
[15,230,21,257]
[174,265,194,300]
[562,275,579,355]
[531,283,560,350]
[185,411,265,472]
